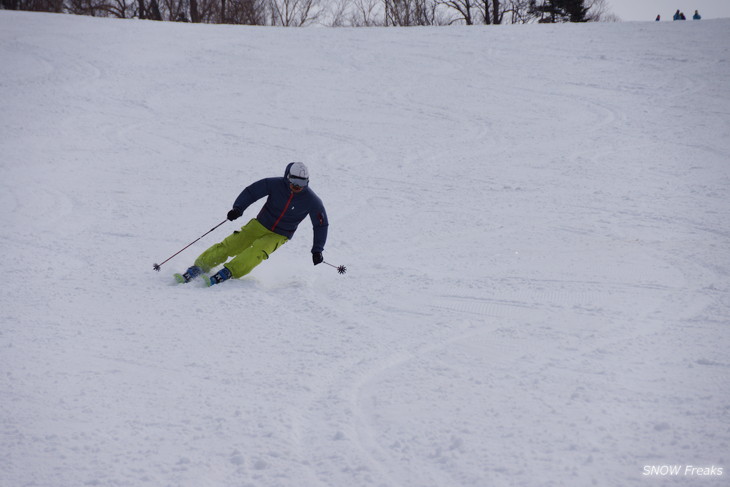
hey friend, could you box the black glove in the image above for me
[227,208,242,221]
[312,251,324,266]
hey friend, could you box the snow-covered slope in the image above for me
[1,11,728,487]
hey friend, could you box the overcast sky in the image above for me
[606,0,730,21]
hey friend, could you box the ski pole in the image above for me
[153,219,228,272]
[323,261,347,275]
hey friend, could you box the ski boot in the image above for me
[206,267,232,287]
[174,265,203,284]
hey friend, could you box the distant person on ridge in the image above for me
[174,162,329,286]
[693,10,701,20]
[655,14,661,21]
[673,9,681,20]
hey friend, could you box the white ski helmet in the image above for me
[287,162,309,188]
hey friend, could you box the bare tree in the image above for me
[227,0,266,23]
[350,0,382,25]
[476,0,500,23]
[585,0,617,22]
[385,0,438,25]
[269,0,320,25]
[326,0,348,25]
[503,0,534,22]
[159,0,188,19]
[147,0,162,18]
[104,0,136,17]
[2,0,63,11]
[439,0,475,25]
[2,0,619,26]
[476,0,501,23]
[66,0,108,15]
[445,0,529,25]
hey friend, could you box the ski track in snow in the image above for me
[2,12,729,487]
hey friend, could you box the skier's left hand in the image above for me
[312,251,323,266]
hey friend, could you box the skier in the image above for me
[693,10,701,20]
[175,162,329,286]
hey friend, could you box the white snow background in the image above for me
[1,11,729,487]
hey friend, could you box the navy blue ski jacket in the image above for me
[232,164,329,253]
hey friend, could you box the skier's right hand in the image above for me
[227,208,243,221]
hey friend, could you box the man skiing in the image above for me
[175,162,328,286]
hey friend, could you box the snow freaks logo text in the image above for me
[642,465,723,477]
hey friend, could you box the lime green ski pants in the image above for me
[194,218,288,279]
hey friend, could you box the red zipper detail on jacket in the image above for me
[271,191,295,232]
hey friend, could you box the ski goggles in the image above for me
[288,175,309,188]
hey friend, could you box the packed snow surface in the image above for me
[1,11,729,487]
